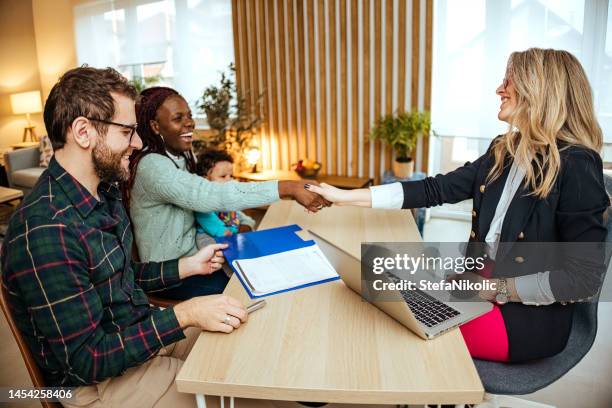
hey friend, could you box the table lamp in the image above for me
[246,146,261,173]
[10,90,43,142]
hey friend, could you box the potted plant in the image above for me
[128,74,162,95]
[370,110,431,178]
[196,63,264,170]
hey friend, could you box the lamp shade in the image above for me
[246,146,261,165]
[10,91,42,115]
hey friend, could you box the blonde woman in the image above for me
[307,48,609,362]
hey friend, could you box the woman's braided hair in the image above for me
[122,86,197,208]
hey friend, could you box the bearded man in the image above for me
[0,66,252,407]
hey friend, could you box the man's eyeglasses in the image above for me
[86,118,138,143]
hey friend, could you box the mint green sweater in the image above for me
[130,153,279,262]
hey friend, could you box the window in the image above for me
[431,0,612,165]
[74,0,234,115]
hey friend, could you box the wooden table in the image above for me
[235,170,373,189]
[235,169,301,182]
[0,186,23,204]
[176,201,484,406]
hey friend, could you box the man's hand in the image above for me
[174,295,247,333]
[178,243,228,280]
[278,180,332,212]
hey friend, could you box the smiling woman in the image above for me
[148,94,195,156]
[123,86,329,300]
[308,48,609,364]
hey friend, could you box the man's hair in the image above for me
[196,150,234,177]
[44,65,137,150]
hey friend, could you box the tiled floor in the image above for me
[1,217,611,407]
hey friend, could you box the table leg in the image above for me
[195,394,207,408]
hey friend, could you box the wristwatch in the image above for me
[495,278,509,304]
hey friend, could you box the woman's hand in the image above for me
[178,243,228,279]
[174,295,248,333]
[305,183,373,207]
[446,272,519,302]
[278,180,332,212]
[446,271,494,301]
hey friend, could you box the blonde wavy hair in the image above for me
[487,48,603,199]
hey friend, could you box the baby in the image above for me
[194,150,256,249]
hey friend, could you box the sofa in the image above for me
[3,147,46,196]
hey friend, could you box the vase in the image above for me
[392,158,414,178]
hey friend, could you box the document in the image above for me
[233,244,338,297]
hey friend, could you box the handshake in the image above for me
[277,180,369,212]
[278,180,332,213]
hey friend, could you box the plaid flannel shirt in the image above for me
[1,157,186,386]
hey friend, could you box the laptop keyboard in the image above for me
[386,274,461,327]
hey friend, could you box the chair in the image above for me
[0,246,177,408]
[473,300,600,395]
[3,146,45,195]
[130,241,180,308]
[0,285,63,408]
[471,175,612,406]
[147,293,180,308]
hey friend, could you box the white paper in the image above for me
[233,245,338,296]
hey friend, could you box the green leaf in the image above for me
[369,110,430,158]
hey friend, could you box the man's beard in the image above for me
[92,140,129,183]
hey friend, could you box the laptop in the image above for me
[309,230,493,339]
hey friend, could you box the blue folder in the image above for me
[215,224,340,298]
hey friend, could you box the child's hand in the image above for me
[238,225,253,233]
[223,229,233,236]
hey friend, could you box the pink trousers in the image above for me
[460,304,509,361]
[459,259,509,362]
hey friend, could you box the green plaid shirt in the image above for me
[1,157,186,386]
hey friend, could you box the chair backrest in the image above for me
[0,285,63,408]
[130,240,180,308]
[3,147,40,188]
[147,293,180,308]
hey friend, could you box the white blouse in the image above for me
[370,164,555,305]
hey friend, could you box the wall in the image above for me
[0,0,77,149]
[232,0,433,181]
[32,0,77,99]
[0,0,43,149]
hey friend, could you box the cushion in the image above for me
[12,167,45,188]
[39,135,53,167]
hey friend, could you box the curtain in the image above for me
[431,0,611,145]
[74,0,234,107]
